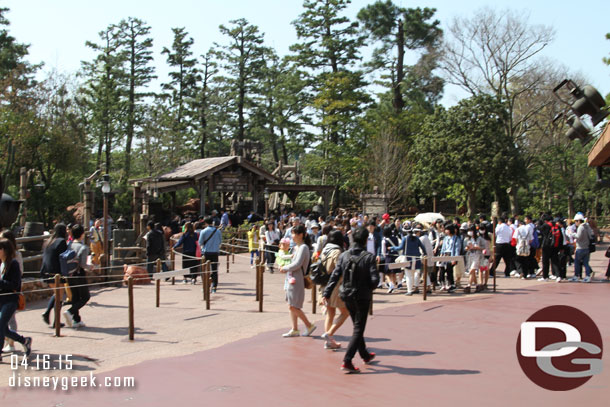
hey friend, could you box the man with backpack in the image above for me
[323,226,379,374]
[199,217,222,293]
[63,224,92,328]
[512,219,533,278]
[145,221,167,277]
[538,215,561,281]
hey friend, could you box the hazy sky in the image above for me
[4,0,610,106]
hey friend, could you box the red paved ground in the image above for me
[2,277,608,406]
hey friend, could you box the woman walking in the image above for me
[319,230,348,349]
[40,223,68,327]
[279,225,316,338]
[1,231,22,352]
[173,222,199,284]
[0,238,32,362]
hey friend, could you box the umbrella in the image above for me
[414,212,445,226]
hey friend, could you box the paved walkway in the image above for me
[1,245,608,406]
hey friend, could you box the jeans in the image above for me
[66,275,90,323]
[344,299,373,363]
[0,301,25,352]
[250,250,259,265]
[147,255,168,276]
[203,252,219,287]
[574,249,592,278]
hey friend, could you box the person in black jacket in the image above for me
[323,226,379,374]
[40,223,68,328]
[0,238,32,362]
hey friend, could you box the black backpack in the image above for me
[542,224,555,249]
[339,251,369,302]
[310,249,337,286]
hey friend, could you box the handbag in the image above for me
[17,293,25,311]
[303,275,313,289]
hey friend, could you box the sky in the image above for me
[3,0,610,107]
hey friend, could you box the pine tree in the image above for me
[161,27,198,166]
[215,18,267,142]
[116,17,156,183]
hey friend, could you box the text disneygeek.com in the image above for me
[8,372,136,391]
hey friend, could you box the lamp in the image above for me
[101,174,111,194]
[432,191,437,213]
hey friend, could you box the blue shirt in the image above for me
[173,232,198,255]
[220,213,230,229]
[392,235,425,257]
[199,226,222,254]
[441,235,462,257]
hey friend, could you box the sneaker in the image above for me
[549,275,557,280]
[377,283,383,289]
[211,287,217,293]
[341,361,360,374]
[510,270,517,276]
[363,352,376,364]
[42,313,50,325]
[63,310,74,328]
[183,279,189,284]
[387,284,394,294]
[324,342,341,350]
[396,283,403,289]
[302,324,316,337]
[568,276,579,282]
[537,277,547,282]
[556,277,562,283]
[2,344,16,352]
[447,285,456,293]
[282,329,300,338]
[583,276,591,283]
[463,286,471,293]
[405,291,414,296]
[23,337,32,357]
[321,332,329,341]
[73,321,86,328]
[535,269,542,276]
[514,273,521,278]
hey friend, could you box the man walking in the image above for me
[323,226,379,374]
[145,221,166,277]
[569,214,595,282]
[64,224,92,328]
[199,217,222,292]
[490,217,514,278]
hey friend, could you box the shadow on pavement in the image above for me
[372,348,435,357]
[365,364,480,376]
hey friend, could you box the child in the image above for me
[276,238,295,284]
[247,224,259,268]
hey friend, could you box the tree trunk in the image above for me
[466,186,477,218]
[123,34,136,184]
[393,18,405,113]
[509,185,519,215]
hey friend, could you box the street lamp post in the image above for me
[264,188,270,218]
[101,175,111,272]
[432,191,437,213]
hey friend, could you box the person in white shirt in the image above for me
[512,220,533,279]
[490,217,516,278]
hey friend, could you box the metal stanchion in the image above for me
[156,259,161,307]
[423,256,428,301]
[258,263,264,313]
[128,276,134,340]
[205,261,211,310]
[312,283,316,314]
[54,274,61,337]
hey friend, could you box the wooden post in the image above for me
[170,247,176,285]
[369,296,373,316]
[226,245,230,273]
[205,261,211,310]
[54,274,61,337]
[492,217,497,293]
[255,263,261,301]
[258,263,264,313]
[232,237,235,264]
[311,283,316,314]
[128,276,134,340]
[423,256,428,301]
[156,259,161,307]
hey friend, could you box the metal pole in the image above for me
[311,283,316,314]
[128,276,134,340]
[155,258,161,308]
[54,274,61,337]
[226,245,230,273]
[258,263,263,313]
[423,256,428,301]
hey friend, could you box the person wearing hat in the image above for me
[569,213,595,282]
[391,224,426,295]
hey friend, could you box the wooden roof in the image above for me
[588,122,610,167]
[130,156,278,192]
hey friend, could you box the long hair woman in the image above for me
[319,230,349,349]
[40,223,68,327]
[278,225,316,338]
[1,230,23,352]
[173,222,199,284]
[0,238,32,362]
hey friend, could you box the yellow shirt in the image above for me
[247,230,258,252]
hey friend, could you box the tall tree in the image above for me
[81,25,125,173]
[116,17,156,183]
[441,8,554,214]
[192,50,217,158]
[215,18,267,142]
[290,0,369,186]
[161,27,198,165]
[358,1,443,113]
[413,94,518,216]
